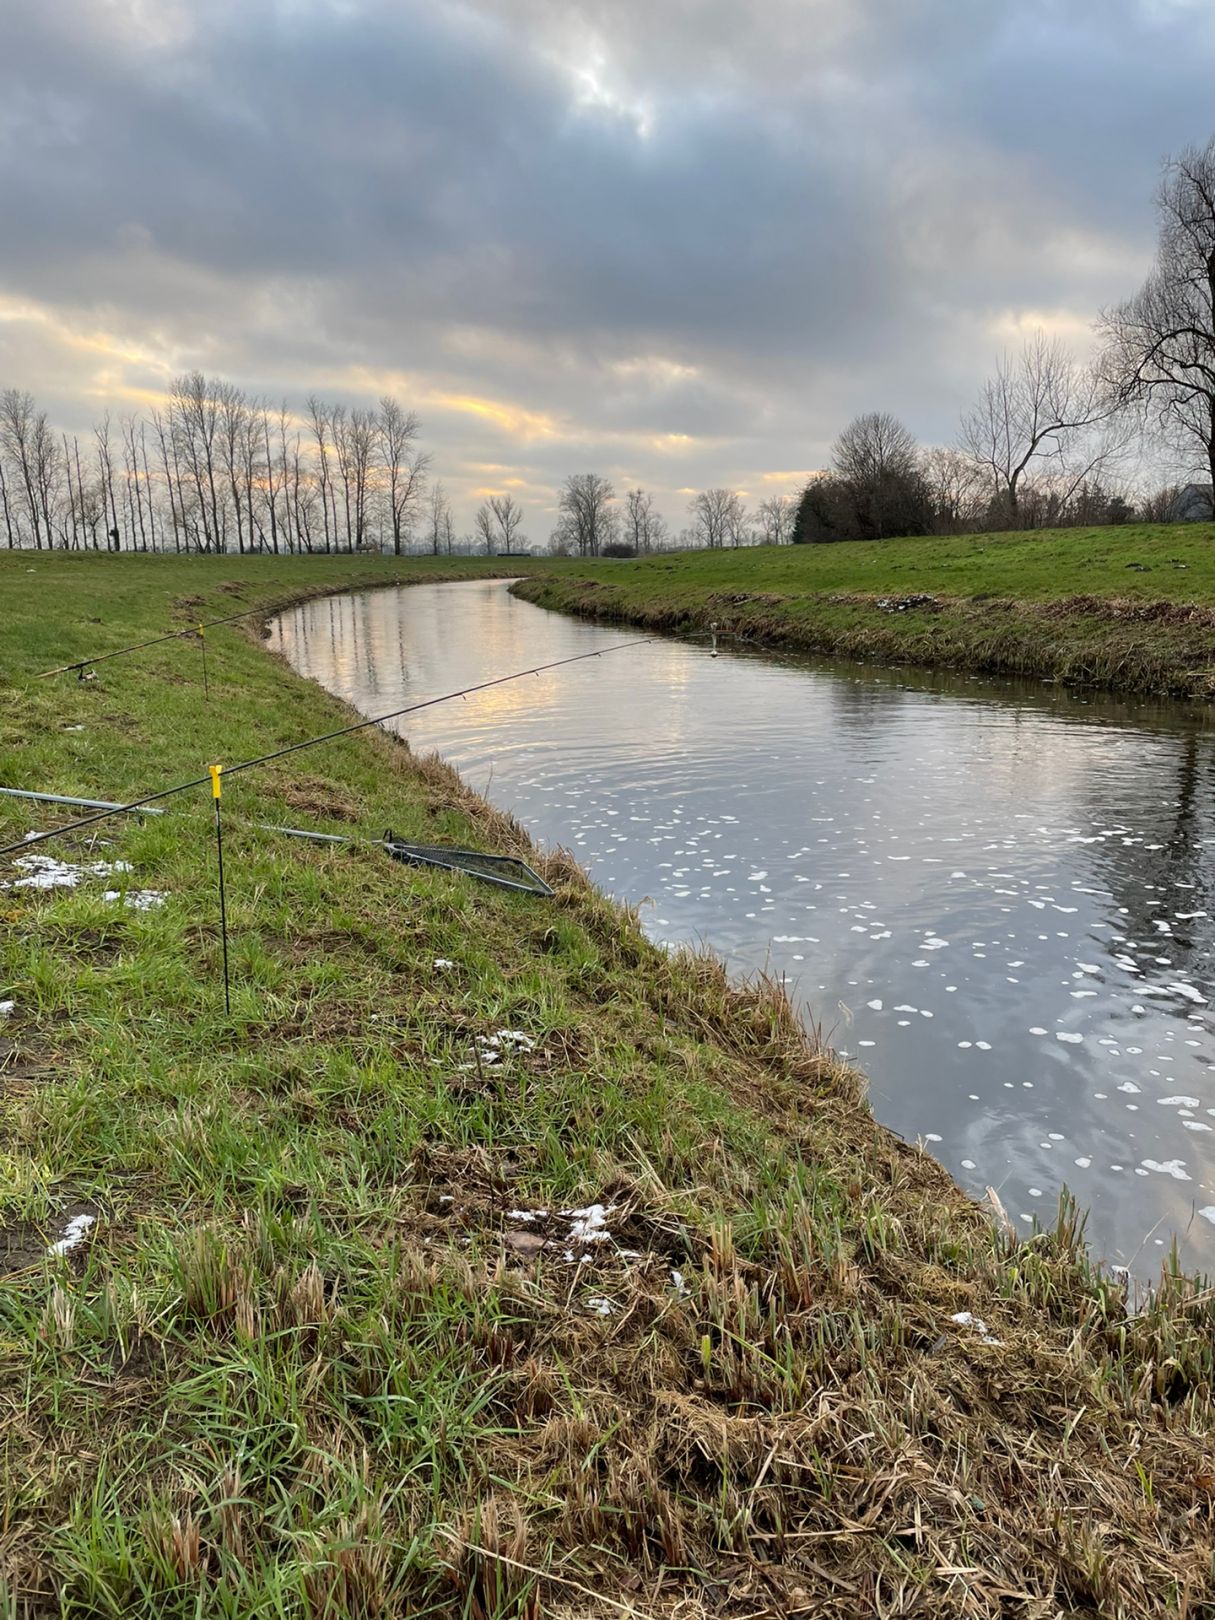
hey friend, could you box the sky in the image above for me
[1,0,1213,539]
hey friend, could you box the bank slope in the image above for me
[513,523,1215,698]
[1,552,1213,1618]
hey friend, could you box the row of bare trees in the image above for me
[545,473,795,555]
[0,373,429,553]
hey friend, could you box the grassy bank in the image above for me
[2,551,1215,1617]
[513,523,1215,698]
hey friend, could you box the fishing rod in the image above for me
[35,604,275,679]
[0,786,164,815]
[0,639,652,857]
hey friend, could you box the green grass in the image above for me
[514,524,1215,697]
[1,551,1214,1617]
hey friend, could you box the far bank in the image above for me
[512,522,1215,700]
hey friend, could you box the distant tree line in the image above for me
[0,372,433,554]
[544,473,795,556]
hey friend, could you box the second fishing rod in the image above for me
[0,639,654,858]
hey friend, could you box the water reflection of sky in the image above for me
[270,580,1215,1278]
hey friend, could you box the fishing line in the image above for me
[35,604,275,679]
[0,638,652,857]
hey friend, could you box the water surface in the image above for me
[270,579,1215,1276]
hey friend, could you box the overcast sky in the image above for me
[1,0,1212,536]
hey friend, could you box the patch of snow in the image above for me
[950,1310,1002,1346]
[479,1029,536,1052]
[47,1213,95,1257]
[4,855,132,892]
[105,889,167,911]
[566,1203,615,1243]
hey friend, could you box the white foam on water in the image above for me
[1140,1160,1191,1181]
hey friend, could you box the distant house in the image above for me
[1169,483,1214,521]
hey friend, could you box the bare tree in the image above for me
[1139,482,1182,522]
[216,382,250,554]
[688,487,742,549]
[285,424,315,552]
[1,388,42,547]
[0,451,15,549]
[258,401,286,555]
[425,482,452,555]
[835,412,917,486]
[139,422,158,551]
[555,473,615,556]
[94,415,120,550]
[755,494,794,545]
[489,493,525,552]
[1099,135,1215,494]
[378,397,427,555]
[473,501,496,556]
[307,396,335,552]
[960,333,1106,525]
[726,497,751,548]
[171,372,225,551]
[239,404,266,552]
[61,433,79,550]
[622,487,668,552]
[330,405,353,548]
[921,446,986,534]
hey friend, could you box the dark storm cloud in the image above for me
[0,0,1213,526]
